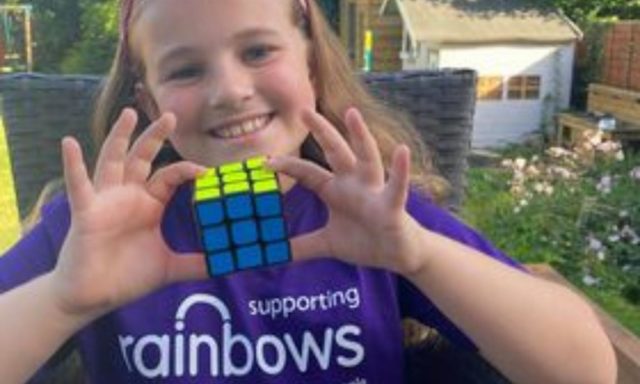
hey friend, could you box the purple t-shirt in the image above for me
[0,183,521,383]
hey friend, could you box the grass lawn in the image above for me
[0,115,21,254]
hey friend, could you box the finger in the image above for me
[125,113,176,184]
[61,137,94,212]
[344,108,384,184]
[147,161,206,204]
[289,230,331,262]
[93,108,138,189]
[166,253,208,283]
[267,156,333,200]
[385,145,411,210]
[302,109,356,175]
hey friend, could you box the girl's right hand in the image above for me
[52,108,207,320]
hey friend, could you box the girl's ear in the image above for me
[134,82,160,120]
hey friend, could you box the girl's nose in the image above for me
[207,62,255,109]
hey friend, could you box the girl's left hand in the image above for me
[268,108,426,275]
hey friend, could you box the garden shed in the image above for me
[378,0,583,148]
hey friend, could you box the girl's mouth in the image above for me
[210,113,274,139]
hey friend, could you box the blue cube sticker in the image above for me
[193,156,291,276]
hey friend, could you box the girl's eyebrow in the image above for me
[157,46,198,69]
[230,27,280,41]
[156,28,281,68]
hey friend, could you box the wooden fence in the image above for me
[601,21,640,92]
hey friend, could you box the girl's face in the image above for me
[131,0,316,166]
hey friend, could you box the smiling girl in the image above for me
[0,1,615,383]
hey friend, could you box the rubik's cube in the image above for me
[193,156,291,276]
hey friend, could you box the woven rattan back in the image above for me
[0,73,101,217]
[364,69,477,209]
[0,70,476,218]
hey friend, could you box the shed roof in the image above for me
[381,0,582,45]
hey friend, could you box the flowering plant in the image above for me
[463,137,640,334]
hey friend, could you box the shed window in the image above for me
[426,49,440,69]
[477,76,503,100]
[507,75,541,100]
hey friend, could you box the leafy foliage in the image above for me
[0,0,117,73]
[59,0,118,74]
[539,0,640,22]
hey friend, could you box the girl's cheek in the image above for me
[261,65,316,104]
[158,90,197,113]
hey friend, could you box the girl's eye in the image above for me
[242,45,276,63]
[167,65,204,81]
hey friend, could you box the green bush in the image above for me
[462,140,640,335]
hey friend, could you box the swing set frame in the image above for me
[0,4,33,73]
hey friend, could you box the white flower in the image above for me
[510,184,525,196]
[596,250,606,261]
[615,150,625,161]
[514,157,527,170]
[596,175,612,194]
[525,165,541,177]
[513,170,525,183]
[501,159,514,168]
[533,182,544,193]
[630,167,640,181]
[620,225,640,244]
[619,210,629,218]
[608,234,620,243]
[534,182,554,196]
[587,235,603,252]
[595,141,620,153]
[587,131,604,146]
[513,206,521,214]
[548,166,575,180]
[519,199,529,207]
[582,274,600,286]
[547,147,572,158]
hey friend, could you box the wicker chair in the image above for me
[1,71,509,383]
[364,70,476,210]
[0,73,101,219]
[0,70,475,218]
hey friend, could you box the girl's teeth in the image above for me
[241,121,254,134]
[216,115,270,139]
[231,125,243,137]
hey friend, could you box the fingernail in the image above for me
[265,156,279,169]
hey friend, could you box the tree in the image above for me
[0,0,117,73]
[60,0,118,74]
[539,0,640,22]
[13,0,84,72]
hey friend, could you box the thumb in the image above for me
[165,252,208,283]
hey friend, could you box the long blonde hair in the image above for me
[92,0,449,202]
